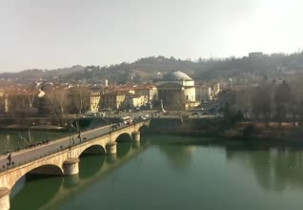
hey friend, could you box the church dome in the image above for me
[162,71,193,81]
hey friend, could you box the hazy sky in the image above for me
[1,0,303,72]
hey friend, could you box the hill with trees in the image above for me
[2,52,303,83]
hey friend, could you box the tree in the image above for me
[274,81,291,124]
[7,88,38,118]
[24,84,38,108]
[251,85,272,121]
[288,74,303,126]
[45,88,69,126]
[234,88,253,118]
[68,86,90,115]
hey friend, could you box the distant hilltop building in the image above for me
[249,52,263,58]
[157,71,199,110]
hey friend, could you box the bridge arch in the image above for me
[76,143,106,159]
[138,124,149,135]
[79,144,106,157]
[115,133,132,142]
[78,144,106,179]
[115,133,132,159]
[10,164,63,193]
[27,164,64,176]
[10,165,63,210]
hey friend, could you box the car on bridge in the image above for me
[120,116,133,125]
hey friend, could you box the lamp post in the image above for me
[27,122,35,144]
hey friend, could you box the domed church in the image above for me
[157,71,198,110]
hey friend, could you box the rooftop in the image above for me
[162,71,193,81]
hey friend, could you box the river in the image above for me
[9,135,303,210]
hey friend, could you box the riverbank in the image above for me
[148,118,303,148]
[148,118,231,136]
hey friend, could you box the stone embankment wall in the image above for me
[148,118,231,136]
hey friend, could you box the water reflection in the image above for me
[157,145,195,170]
[153,135,303,193]
[11,176,63,210]
[79,156,105,179]
[154,135,303,192]
[63,174,80,188]
[116,142,132,159]
[150,135,197,170]
[226,146,303,192]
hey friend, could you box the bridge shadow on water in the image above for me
[79,156,106,180]
[11,174,63,210]
[116,133,132,159]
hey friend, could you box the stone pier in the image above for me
[63,158,79,176]
[0,187,10,210]
[106,142,117,155]
[132,131,140,142]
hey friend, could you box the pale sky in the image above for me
[1,0,303,72]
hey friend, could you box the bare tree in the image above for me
[234,88,253,118]
[24,84,38,108]
[45,88,69,126]
[7,88,38,118]
[274,81,291,125]
[289,74,303,126]
[251,85,272,121]
[68,86,90,115]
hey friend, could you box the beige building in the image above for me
[134,85,158,102]
[90,90,101,112]
[0,89,8,113]
[196,82,221,101]
[127,94,146,108]
[134,84,158,108]
[195,84,209,101]
[100,92,126,110]
[157,71,198,110]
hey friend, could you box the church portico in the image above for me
[157,71,198,110]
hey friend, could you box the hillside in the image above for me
[2,53,303,83]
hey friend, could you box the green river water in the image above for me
[8,135,303,210]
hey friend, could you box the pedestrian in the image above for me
[7,152,12,166]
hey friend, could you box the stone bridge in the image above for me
[0,120,150,210]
